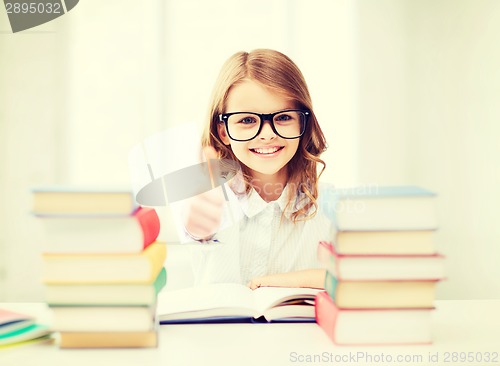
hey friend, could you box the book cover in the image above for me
[315,291,433,345]
[58,330,158,348]
[320,185,438,231]
[324,271,438,308]
[318,241,445,281]
[39,207,160,254]
[0,322,52,348]
[0,309,35,336]
[42,242,167,284]
[335,229,437,255]
[45,267,167,306]
[51,306,156,332]
[32,186,138,216]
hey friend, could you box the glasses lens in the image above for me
[226,113,260,141]
[273,111,306,138]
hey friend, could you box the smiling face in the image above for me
[218,79,300,184]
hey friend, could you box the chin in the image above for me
[249,165,288,178]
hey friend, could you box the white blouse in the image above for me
[181,182,337,286]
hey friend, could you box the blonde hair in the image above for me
[202,49,327,221]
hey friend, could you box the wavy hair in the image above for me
[202,49,327,222]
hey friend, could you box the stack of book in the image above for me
[0,308,52,348]
[32,187,166,348]
[315,186,445,345]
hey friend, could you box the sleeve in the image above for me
[168,188,240,245]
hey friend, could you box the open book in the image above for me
[157,283,322,323]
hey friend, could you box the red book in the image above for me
[315,291,433,345]
[39,207,160,254]
[317,241,445,281]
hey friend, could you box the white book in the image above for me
[51,306,156,332]
[320,186,438,231]
[157,283,321,323]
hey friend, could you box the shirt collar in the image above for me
[238,184,308,220]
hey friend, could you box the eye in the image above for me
[275,113,294,122]
[238,116,258,125]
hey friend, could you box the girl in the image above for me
[182,49,335,289]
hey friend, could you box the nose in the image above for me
[257,119,276,140]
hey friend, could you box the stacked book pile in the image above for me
[0,308,52,348]
[315,186,445,345]
[32,187,166,348]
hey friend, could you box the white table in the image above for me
[1,300,499,366]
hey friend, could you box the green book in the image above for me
[0,324,52,348]
[46,267,167,306]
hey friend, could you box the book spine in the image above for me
[315,291,339,344]
[317,241,338,278]
[135,207,160,249]
[143,243,167,282]
[59,331,158,348]
[153,267,167,296]
[324,271,338,302]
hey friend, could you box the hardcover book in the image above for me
[39,207,160,254]
[58,330,158,348]
[42,242,167,284]
[334,229,437,255]
[324,271,438,309]
[315,291,433,345]
[51,306,156,332]
[45,268,167,306]
[318,241,445,281]
[32,186,138,215]
[321,185,438,231]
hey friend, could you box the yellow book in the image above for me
[42,242,166,284]
[59,330,157,348]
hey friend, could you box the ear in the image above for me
[217,123,231,145]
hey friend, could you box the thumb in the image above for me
[202,146,219,188]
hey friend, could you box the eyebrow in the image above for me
[223,107,298,114]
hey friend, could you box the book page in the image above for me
[157,283,256,320]
[262,304,316,322]
[251,287,321,314]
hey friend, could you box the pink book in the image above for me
[315,291,434,345]
[0,309,34,335]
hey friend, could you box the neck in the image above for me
[250,169,287,202]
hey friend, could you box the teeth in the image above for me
[253,147,280,154]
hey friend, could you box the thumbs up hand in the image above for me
[182,146,225,241]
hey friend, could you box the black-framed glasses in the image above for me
[218,109,310,142]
